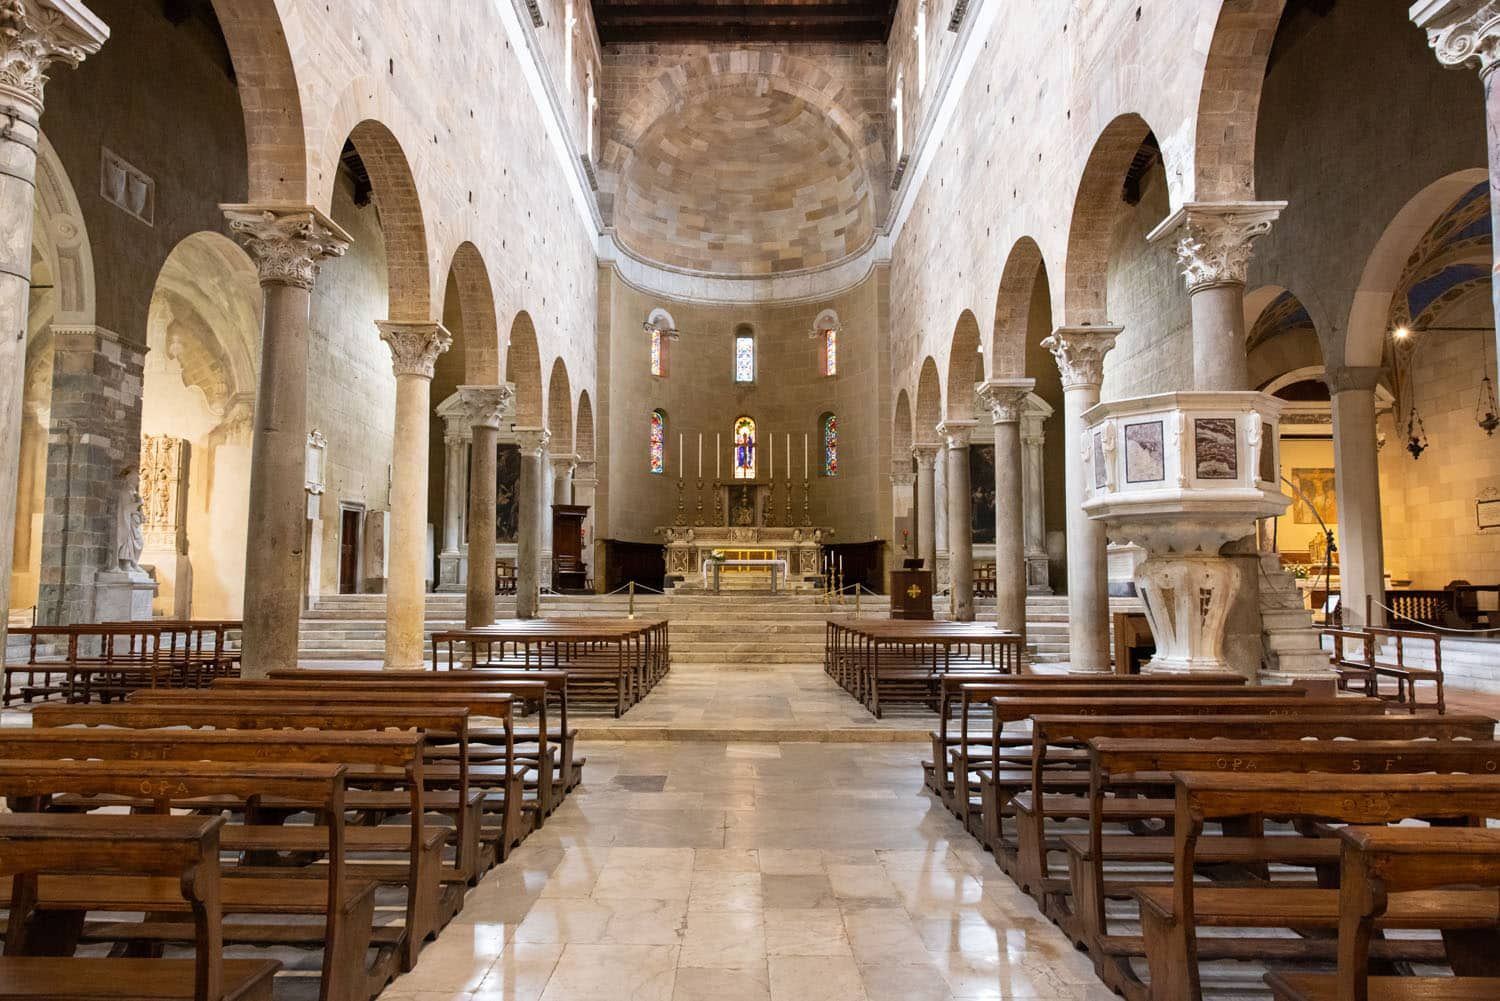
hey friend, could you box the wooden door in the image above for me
[339,509,361,594]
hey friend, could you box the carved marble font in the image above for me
[0,0,107,115]
[1042,326,1121,389]
[378,321,453,379]
[1413,0,1500,77]
[1148,202,1286,293]
[222,204,352,291]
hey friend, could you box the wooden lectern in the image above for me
[889,569,934,620]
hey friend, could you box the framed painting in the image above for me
[1290,467,1337,525]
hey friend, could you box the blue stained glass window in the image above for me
[735,334,755,383]
[822,413,838,477]
[649,409,666,474]
[734,416,756,479]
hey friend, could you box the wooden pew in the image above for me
[1137,772,1500,1001]
[1322,627,1376,697]
[1266,826,1500,1001]
[0,725,441,970]
[1073,734,1500,995]
[0,758,373,1001]
[1366,625,1446,714]
[0,812,280,1001]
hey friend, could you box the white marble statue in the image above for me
[115,467,146,572]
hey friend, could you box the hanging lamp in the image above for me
[1477,335,1500,435]
[1405,405,1429,460]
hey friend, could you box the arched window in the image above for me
[647,308,672,377]
[814,309,839,377]
[891,69,905,162]
[733,416,756,479]
[734,325,755,383]
[821,413,839,477]
[649,409,666,474]
[914,0,927,94]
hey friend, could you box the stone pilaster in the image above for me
[551,453,579,506]
[378,321,451,669]
[1042,325,1120,672]
[572,459,598,587]
[0,0,106,649]
[1148,201,1285,392]
[222,203,350,676]
[938,420,978,622]
[434,393,472,593]
[912,443,940,574]
[1021,398,1053,593]
[1413,0,1500,394]
[1326,365,1387,627]
[981,379,1034,638]
[514,427,550,619]
[457,384,512,628]
[890,467,915,568]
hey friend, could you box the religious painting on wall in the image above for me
[495,443,521,542]
[728,485,758,527]
[1124,421,1165,483]
[1193,418,1238,479]
[969,444,995,544]
[1290,467,1337,525]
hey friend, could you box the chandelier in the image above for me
[1478,335,1500,436]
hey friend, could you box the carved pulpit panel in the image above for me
[140,434,187,553]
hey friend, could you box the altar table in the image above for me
[702,558,789,594]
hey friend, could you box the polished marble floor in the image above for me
[383,740,1114,1001]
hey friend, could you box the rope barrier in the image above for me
[1369,598,1500,636]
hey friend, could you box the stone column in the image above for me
[514,427,550,618]
[457,385,512,628]
[1042,326,1120,672]
[552,454,578,506]
[1328,366,1387,627]
[0,1,106,652]
[890,468,915,564]
[939,420,978,622]
[223,205,351,676]
[981,380,1034,636]
[377,321,452,670]
[540,451,556,587]
[1022,399,1053,593]
[1414,1,1500,371]
[572,460,598,581]
[912,444,940,572]
[1148,201,1285,392]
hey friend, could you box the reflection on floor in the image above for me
[383,741,1114,1001]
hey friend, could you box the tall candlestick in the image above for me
[697,433,702,479]
[716,433,721,480]
[678,433,683,481]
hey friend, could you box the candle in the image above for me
[769,433,774,481]
[678,433,683,481]
[803,433,808,479]
[697,433,702,479]
[785,433,791,480]
[716,433,721,480]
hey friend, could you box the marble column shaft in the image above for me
[912,444,940,573]
[459,385,512,629]
[1043,327,1120,672]
[223,205,351,676]
[378,321,452,670]
[441,434,465,554]
[1414,1,1500,379]
[514,427,550,619]
[0,1,106,653]
[552,455,578,506]
[1328,366,1387,627]
[982,380,1034,636]
[939,421,977,622]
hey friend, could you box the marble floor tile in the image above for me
[767,955,868,1001]
[679,910,767,970]
[762,907,850,957]
[688,869,764,912]
[537,944,678,1001]
[843,907,933,967]
[670,966,772,1001]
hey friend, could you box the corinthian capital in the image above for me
[0,0,107,116]
[936,419,977,450]
[514,426,552,456]
[1412,0,1500,76]
[911,442,941,466]
[1041,326,1121,389]
[1147,201,1286,293]
[979,378,1035,424]
[456,383,514,431]
[222,204,352,291]
[378,321,452,379]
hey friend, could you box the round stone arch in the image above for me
[990,237,1048,379]
[546,358,574,455]
[893,389,913,462]
[1191,0,1287,202]
[209,0,310,202]
[1063,112,1163,325]
[576,391,595,462]
[945,311,983,420]
[506,311,544,427]
[1344,168,1488,368]
[33,131,95,330]
[914,357,942,445]
[439,240,501,384]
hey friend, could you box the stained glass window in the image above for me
[822,413,838,477]
[733,416,756,480]
[649,329,663,377]
[823,327,838,376]
[734,333,755,383]
[649,409,666,474]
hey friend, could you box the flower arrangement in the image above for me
[1285,563,1310,580]
[708,549,727,564]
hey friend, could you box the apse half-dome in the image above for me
[614,89,875,277]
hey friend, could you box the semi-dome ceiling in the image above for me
[614,90,876,277]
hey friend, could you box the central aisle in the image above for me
[383,740,1114,1001]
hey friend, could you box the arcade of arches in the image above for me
[8,0,1500,998]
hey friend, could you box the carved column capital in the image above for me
[573,460,598,484]
[550,452,580,477]
[0,0,107,117]
[936,419,978,450]
[1413,0,1500,76]
[979,378,1035,424]
[1042,326,1122,389]
[911,442,941,466]
[514,426,551,456]
[222,204,352,291]
[456,383,513,431]
[377,321,452,380]
[1147,201,1286,293]
[1324,365,1384,395]
[890,470,915,487]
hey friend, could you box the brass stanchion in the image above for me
[628,580,636,620]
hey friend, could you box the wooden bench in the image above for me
[1137,772,1500,1001]
[1266,826,1500,1001]
[0,812,279,1001]
[824,619,1025,717]
[1322,627,1376,696]
[3,624,168,705]
[0,758,374,1001]
[1366,625,1445,714]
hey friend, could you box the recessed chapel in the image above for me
[4,0,1500,998]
